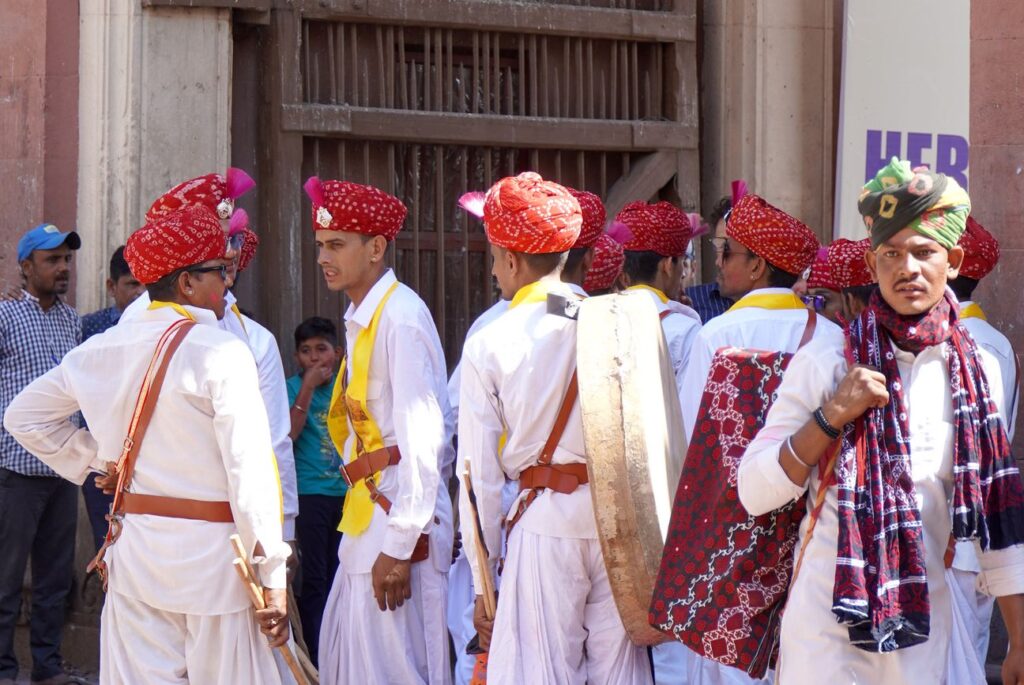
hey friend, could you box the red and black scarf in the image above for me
[833,289,1024,652]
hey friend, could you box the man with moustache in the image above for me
[305,177,454,684]
[0,224,81,685]
[739,159,1024,684]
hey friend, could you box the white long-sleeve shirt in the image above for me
[123,290,299,539]
[337,269,454,574]
[3,304,289,615]
[737,323,1024,684]
[457,279,594,592]
[448,299,510,425]
[680,288,840,440]
[626,286,702,396]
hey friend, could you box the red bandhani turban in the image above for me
[583,234,625,292]
[228,209,259,273]
[958,216,1000,280]
[146,167,255,222]
[567,188,606,249]
[727,194,819,275]
[617,201,691,258]
[828,238,873,289]
[304,177,407,240]
[125,204,227,285]
[806,247,835,291]
[483,172,581,254]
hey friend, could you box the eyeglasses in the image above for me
[226,232,245,253]
[800,293,828,312]
[706,237,751,260]
[187,264,229,281]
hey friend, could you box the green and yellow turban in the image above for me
[858,157,970,250]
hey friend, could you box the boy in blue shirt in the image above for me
[287,316,346,667]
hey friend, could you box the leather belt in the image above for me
[518,463,589,494]
[122,492,234,523]
[339,445,401,488]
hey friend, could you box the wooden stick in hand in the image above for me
[229,535,308,685]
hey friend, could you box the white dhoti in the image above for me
[447,553,476,685]
[319,558,451,685]
[946,567,991,684]
[681,652,772,685]
[488,527,652,685]
[100,589,282,685]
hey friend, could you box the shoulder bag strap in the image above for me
[537,369,579,466]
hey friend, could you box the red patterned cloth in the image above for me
[958,216,1000,280]
[146,167,255,222]
[617,201,691,258]
[125,205,227,284]
[650,336,812,678]
[566,188,606,248]
[237,229,259,272]
[727,194,819,275]
[808,239,873,290]
[304,176,408,240]
[805,247,835,290]
[483,172,581,254]
[582,234,624,292]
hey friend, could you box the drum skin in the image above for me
[576,291,685,646]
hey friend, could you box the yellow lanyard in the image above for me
[727,291,806,312]
[626,284,670,304]
[960,303,987,321]
[327,282,399,535]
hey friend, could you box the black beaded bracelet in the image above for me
[813,407,841,439]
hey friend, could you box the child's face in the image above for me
[295,336,340,372]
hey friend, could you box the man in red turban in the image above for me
[615,199,702,427]
[6,203,291,683]
[805,238,875,325]
[582,233,625,294]
[459,172,652,684]
[305,177,454,685]
[127,171,300,616]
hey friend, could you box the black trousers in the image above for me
[295,493,344,668]
[0,469,77,681]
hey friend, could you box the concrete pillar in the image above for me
[76,2,232,314]
[700,0,838,259]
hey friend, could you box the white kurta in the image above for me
[318,269,454,685]
[947,302,1018,681]
[738,323,1024,685]
[3,304,289,684]
[626,286,702,396]
[457,279,651,685]
[680,288,840,441]
[122,290,299,539]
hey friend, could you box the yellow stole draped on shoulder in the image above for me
[626,283,670,304]
[727,291,806,311]
[327,282,399,536]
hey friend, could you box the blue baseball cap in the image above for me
[17,224,82,262]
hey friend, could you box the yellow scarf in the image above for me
[230,303,248,335]
[328,282,399,535]
[727,291,806,312]
[960,303,987,321]
[626,284,670,304]
[147,300,196,321]
[510,279,561,309]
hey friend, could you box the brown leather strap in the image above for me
[659,309,672,321]
[122,492,234,523]
[339,445,401,487]
[88,320,196,585]
[797,310,817,350]
[518,463,589,494]
[410,533,430,563]
[538,370,579,466]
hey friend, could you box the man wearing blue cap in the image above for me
[0,223,82,685]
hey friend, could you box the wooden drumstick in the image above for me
[462,465,497,619]
[229,537,308,685]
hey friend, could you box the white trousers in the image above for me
[446,553,476,685]
[946,568,992,685]
[488,527,653,685]
[319,560,451,685]
[100,589,281,685]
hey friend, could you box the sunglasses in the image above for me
[800,293,828,312]
[187,264,229,281]
[706,237,752,260]
[226,232,245,253]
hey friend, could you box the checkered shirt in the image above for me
[81,305,121,342]
[0,291,81,476]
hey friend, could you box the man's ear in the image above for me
[749,255,767,282]
[370,235,389,263]
[105,278,116,298]
[864,248,878,280]
[946,244,965,279]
